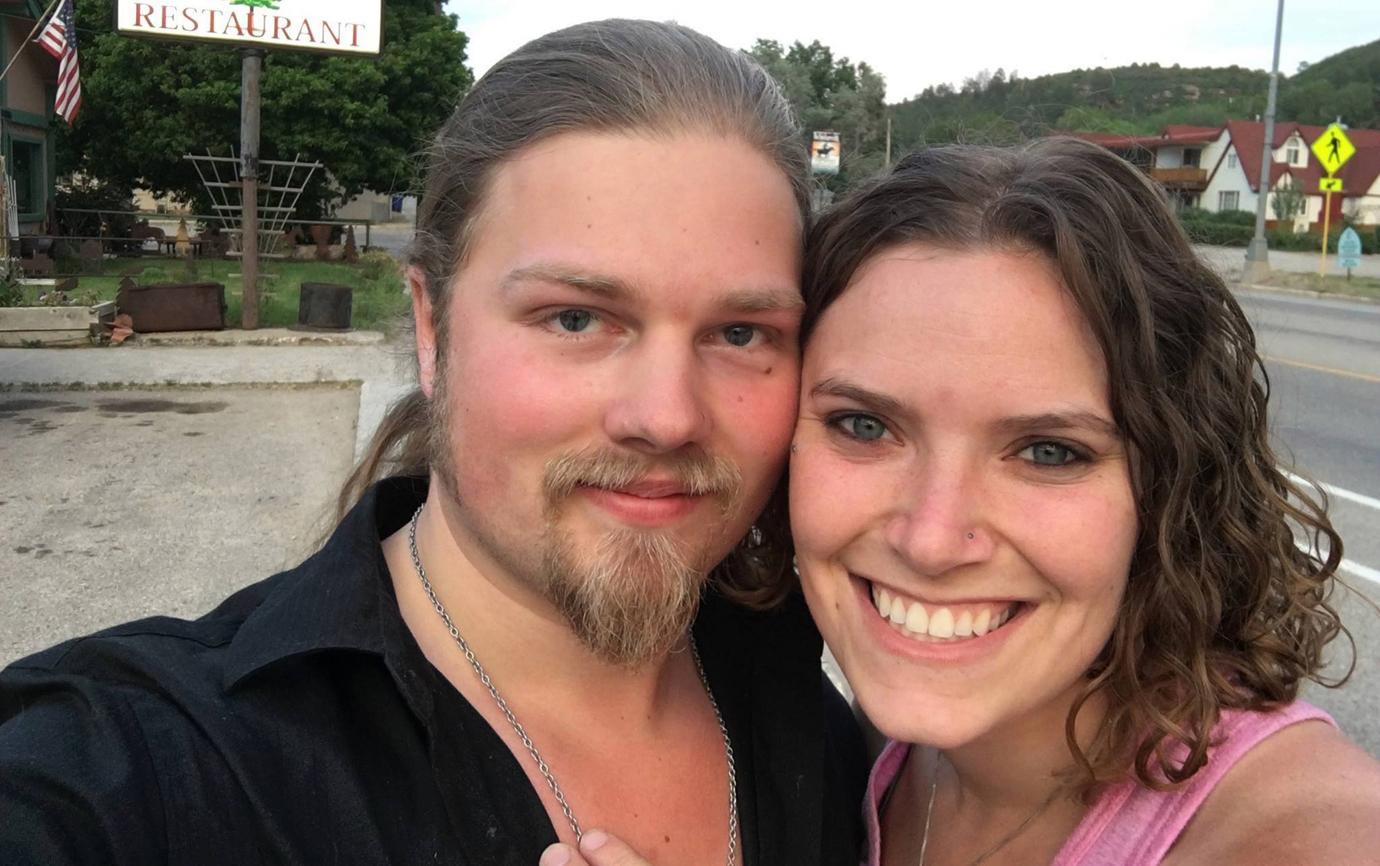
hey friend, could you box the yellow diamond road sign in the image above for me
[1311,123,1355,175]
[1320,177,1343,193]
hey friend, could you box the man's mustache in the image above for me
[543,447,743,508]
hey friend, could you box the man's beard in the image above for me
[539,448,743,667]
[427,374,745,667]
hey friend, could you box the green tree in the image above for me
[746,39,888,190]
[57,0,472,217]
[1270,181,1306,226]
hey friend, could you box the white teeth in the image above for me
[928,607,955,638]
[905,601,929,634]
[888,597,907,625]
[954,610,973,637]
[871,583,1020,642]
[973,608,992,636]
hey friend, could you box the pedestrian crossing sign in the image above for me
[1311,124,1355,175]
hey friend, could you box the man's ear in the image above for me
[409,266,438,399]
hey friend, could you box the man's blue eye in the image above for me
[1023,442,1078,466]
[842,415,886,441]
[556,310,594,332]
[723,325,756,347]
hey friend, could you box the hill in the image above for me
[889,39,1379,151]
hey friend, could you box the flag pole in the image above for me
[0,0,63,85]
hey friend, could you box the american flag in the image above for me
[37,0,81,123]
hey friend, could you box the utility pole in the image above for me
[1244,0,1284,282]
[885,116,892,170]
[240,48,264,329]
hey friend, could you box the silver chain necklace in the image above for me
[407,505,738,865]
[917,753,1060,866]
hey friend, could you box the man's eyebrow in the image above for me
[500,264,802,315]
[994,411,1121,438]
[718,288,805,315]
[499,264,638,302]
[808,377,908,419]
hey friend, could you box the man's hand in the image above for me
[539,830,654,866]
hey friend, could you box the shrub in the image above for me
[358,250,400,283]
[1214,209,1258,226]
[1181,218,1254,246]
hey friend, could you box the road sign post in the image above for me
[1318,189,1334,276]
[1310,123,1356,277]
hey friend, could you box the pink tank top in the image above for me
[862,701,1334,866]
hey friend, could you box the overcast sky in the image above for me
[443,0,1374,103]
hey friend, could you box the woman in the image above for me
[541,140,1380,866]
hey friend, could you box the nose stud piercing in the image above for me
[966,532,975,540]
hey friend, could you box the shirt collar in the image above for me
[221,476,429,691]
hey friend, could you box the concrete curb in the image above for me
[1235,282,1380,306]
[125,328,388,347]
[0,343,415,466]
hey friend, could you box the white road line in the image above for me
[1339,559,1380,587]
[1285,471,1380,513]
[1293,540,1380,588]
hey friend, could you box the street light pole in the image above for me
[1244,0,1284,282]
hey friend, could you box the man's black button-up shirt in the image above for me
[0,477,866,865]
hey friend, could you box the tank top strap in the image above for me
[1050,701,1335,866]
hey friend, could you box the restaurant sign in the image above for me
[116,0,383,56]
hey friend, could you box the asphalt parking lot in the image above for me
[0,386,359,662]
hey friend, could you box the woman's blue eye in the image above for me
[556,310,594,332]
[723,325,756,347]
[1022,442,1080,466]
[840,415,887,441]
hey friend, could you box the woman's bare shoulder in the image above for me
[1169,719,1380,865]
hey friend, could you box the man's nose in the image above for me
[602,341,713,455]
[883,458,993,576]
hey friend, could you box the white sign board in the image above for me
[811,131,840,175]
[1338,227,1363,270]
[116,0,383,56]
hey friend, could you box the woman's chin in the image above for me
[854,688,991,750]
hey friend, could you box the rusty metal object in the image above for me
[296,282,352,330]
[116,277,227,332]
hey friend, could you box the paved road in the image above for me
[1233,288,1380,754]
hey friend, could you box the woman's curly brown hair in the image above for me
[801,137,1352,796]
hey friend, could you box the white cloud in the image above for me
[445,0,1372,103]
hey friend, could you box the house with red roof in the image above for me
[1063,126,1222,212]
[1068,120,1380,231]
[1203,120,1380,231]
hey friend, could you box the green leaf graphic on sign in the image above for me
[230,0,280,9]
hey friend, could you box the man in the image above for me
[0,20,865,866]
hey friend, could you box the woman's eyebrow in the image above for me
[808,377,907,419]
[993,411,1121,438]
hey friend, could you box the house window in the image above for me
[1183,148,1202,168]
[1218,190,1240,212]
[10,139,43,216]
[1286,145,1300,165]
[1227,152,1238,169]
